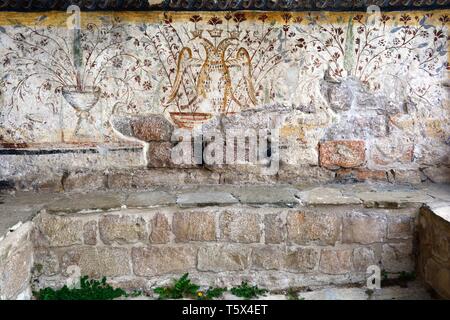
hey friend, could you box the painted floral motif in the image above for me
[0,11,448,143]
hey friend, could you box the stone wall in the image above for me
[0,10,449,189]
[418,203,450,299]
[32,201,417,291]
[0,222,34,300]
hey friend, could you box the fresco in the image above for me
[0,10,448,145]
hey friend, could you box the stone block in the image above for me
[387,216,413,240]
[342,213,386,244]
[36,213,83,247]
[220,211,261,243]
[172,212,216,242]
[264,213,286,244]
[381,242,414,272]
[112,114,173,142]
[0,242,33,300]
[60,247,130,278]
[287,211,341,245]
[353,246,379,272]
[197,244,251,272]
[132,246,196,276]
[251,246,318,272]
[147,142,174,168]
[99,214,147,245]
[149,213,171,244]
[319,248,354,274]
[83,220,97,245]
[319,140,365,169]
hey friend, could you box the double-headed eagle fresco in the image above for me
[165,30,258,115]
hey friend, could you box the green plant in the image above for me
[230,282,267,300]
[197,287,228,300]
[398,271,416,282]
[365,289,374,299]
[154,273,200,299]
[33,276,127,300]
[286,288,299,300]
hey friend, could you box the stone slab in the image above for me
[45,192,124,213]
[125,191,176,208]
[233,186,300,207]
[356,191,433,208]
[176,192,238,207]
[298,187,361,205]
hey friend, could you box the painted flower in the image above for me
[163,12,173,24]
[281,13,292,24]
[296,38,306,49]
[233,12,246,24]
[439,15,449,24]
[353,14,363,23]
[258,14,268,23]
[42,81,51,91]
[112,57,122,68]
[190,15,202,23]
[294,16,303,24]
[144,59,151,67]
[381,14,391,24]
[143,81,152,91]
[208,16,223,26]
[400,14,411,24]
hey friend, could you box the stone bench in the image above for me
[0,183,449,299]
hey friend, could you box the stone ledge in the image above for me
[1,183,449,235]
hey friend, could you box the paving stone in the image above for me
[197,244,251,272]
[172,212,216,242]
[132,246,197,276]
[45,192,124,213]
[176,192,238,207]
[220,211,261,243]
[287,211,341,245]
[299,187,361,205]
[99,214,147,245]
[233,186,300,207]
[342,213,386,244]
[125,191,176,208]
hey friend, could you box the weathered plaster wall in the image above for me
[0,10,449,186]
